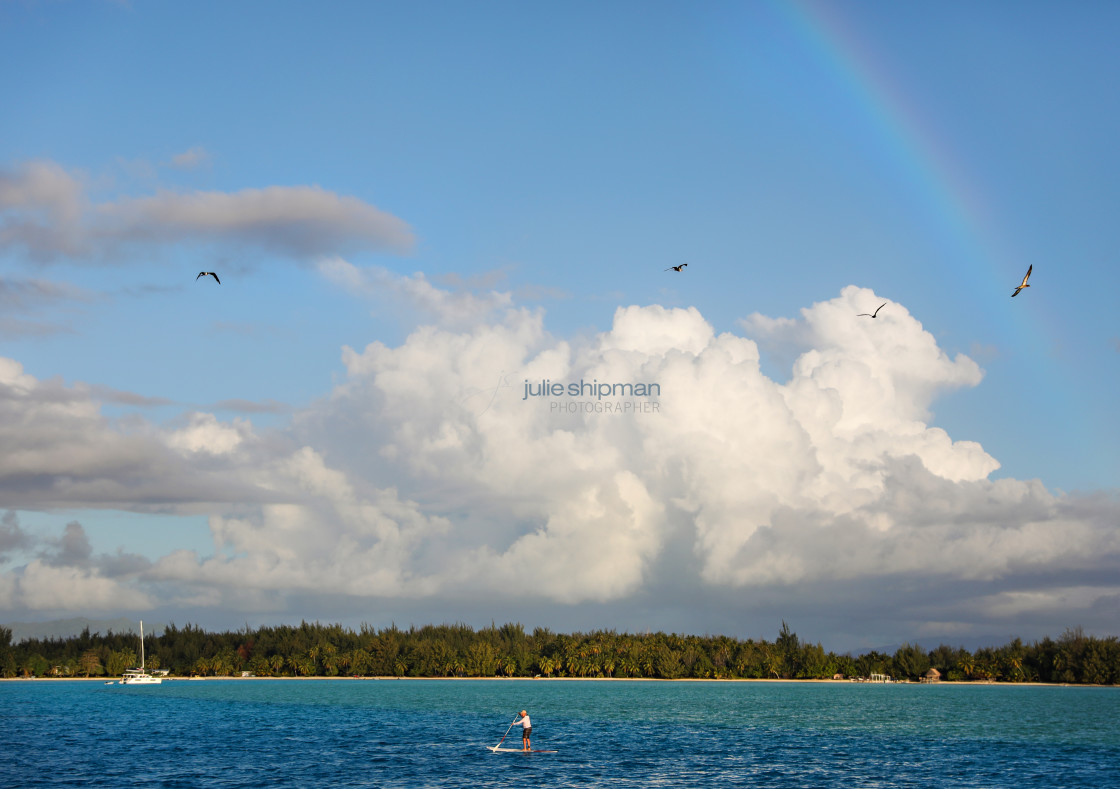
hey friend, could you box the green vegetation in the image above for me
[1,621,1116,684]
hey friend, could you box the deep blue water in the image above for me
[2,679,1118,787]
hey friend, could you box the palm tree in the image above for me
[961,659,976,680]
[106,649,136,677]
[764,649,782,679]
[248,655,272,677]
[336,651,353,676]
[321,644,339,677]
[292,655,316,677]
[1008,656,1024,682]
[350,648,372,676]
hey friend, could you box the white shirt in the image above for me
[516,714,531,729]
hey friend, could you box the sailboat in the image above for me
[119,621,162,685]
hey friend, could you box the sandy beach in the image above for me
[3,675,1086,687]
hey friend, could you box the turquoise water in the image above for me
[2,679,1117,787]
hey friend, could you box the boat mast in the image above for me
[139,620,145,671]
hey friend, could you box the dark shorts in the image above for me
[523,728,532,737]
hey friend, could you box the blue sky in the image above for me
[1,0,1117,651]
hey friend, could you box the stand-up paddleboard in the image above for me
[488,746,558,753]
[489,713,556,753]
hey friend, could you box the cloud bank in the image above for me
[1,278,1117,645]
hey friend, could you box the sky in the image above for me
[1,0,1118,653]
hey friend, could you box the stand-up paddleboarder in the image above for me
[489,711,555,753]
[512,710,531,751]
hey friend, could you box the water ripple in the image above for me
[1,680,1117,788]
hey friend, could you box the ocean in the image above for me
[2,679,1117,787]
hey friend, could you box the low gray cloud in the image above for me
[209,398,290,415]
[0,159,414,262]
[0,317,75,339]
[86,385,174,408]
[0,277,95,309]
[2,518,158,614]
[0,277,95,338]
[0,358,282,511]
[98,186,414,258]
[41,521,93,567]
[166,146,212,171]
[0,511,33,561]
[0,160,88,259]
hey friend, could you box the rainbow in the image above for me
[776,0,1042,338]
[771,1,1078,477]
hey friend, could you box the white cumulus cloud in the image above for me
[2,278,1118,644]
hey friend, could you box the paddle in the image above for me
[491,716,518,751]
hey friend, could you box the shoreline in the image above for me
[2,675,1102,687]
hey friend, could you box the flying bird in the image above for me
[196,272,220,284]
[665,263,688,272]
[1011,264,1032,297]
[857,302,887,318]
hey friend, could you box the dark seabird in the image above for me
[664,263,688,272]
[196,272,221,284]
[1011,265,1032,297]
[857,302,887,318]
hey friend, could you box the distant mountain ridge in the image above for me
[2,617,166,644]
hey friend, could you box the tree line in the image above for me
[2,620,1117,685]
